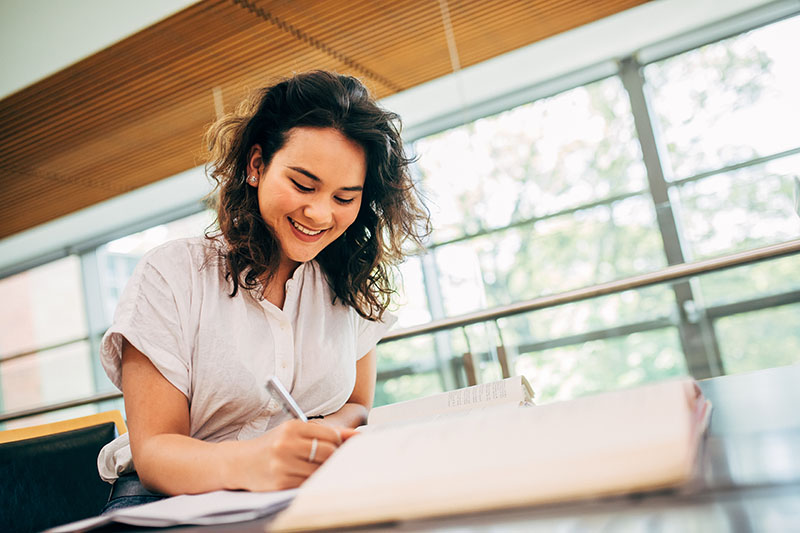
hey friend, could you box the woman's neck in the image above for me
[263,257,301,309]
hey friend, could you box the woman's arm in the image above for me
[121,339,353,495]
[314,349,376,428]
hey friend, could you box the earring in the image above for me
[247,175,258,185]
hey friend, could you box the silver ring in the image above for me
[308,438,318,463]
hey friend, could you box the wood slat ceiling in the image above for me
[0,0,649,239]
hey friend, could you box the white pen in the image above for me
[266,376,308,422]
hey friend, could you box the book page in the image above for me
[272,379,706,532]
[367,375,534,427]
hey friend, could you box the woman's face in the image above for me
[248,127,367,271]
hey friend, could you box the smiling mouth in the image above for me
[289,217,326,236]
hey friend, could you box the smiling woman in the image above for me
[94,71,430,512]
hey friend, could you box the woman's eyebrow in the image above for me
[288,166,363,192]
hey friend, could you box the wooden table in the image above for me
[117,365,800,532]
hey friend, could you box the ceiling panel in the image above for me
[0,0,649,239]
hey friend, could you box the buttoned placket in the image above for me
[263,273,301,388]
[260,305,294,390]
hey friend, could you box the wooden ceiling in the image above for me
[0,0,648,239]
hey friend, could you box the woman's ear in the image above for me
[246,144,263,186]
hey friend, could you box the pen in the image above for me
[266,376,308,422]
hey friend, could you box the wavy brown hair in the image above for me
[204,71,430,320]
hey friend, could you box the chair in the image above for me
[0,410,126,533]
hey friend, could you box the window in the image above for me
[414,77,647,243]
[0,209,214,425]
[644,16,800,180]
[374,13,800,406]
[671,154,800,260]
[0,256,90,415]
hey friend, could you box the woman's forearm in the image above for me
[134,433,242,495]
[133,420,355,495]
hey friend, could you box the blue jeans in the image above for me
[102,494,165,513]
[102,472,166,514]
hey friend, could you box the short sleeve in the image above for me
[355,311,398,359]
[100,244,191,398]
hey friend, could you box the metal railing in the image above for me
[2,238,799,424]
[382,238,800,342]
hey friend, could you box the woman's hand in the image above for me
[229,420,357,491]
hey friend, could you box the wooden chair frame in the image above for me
[0,410,127,444]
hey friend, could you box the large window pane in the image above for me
[515,328,686,404]
[433,195,664,315]
[415,76,646,243]
[673,154,800,260]
[0,340,93,413]
[0,256,87,358]
[644,15,800,179]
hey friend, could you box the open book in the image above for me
[270,378,711,532]
[367,375,535,428]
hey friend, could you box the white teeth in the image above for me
[290,218,323,236]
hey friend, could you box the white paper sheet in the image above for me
[46,488,297,532]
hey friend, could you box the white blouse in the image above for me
[97,237,395,481]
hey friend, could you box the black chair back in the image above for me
[0,422,116,533]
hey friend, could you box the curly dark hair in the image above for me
[203,70,430,320]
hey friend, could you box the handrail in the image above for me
[0,391,123,424]
[2,238,798,424]
[383,238,800,342]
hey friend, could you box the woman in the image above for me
[97,70,429,511]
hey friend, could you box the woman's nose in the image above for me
[303,199,333,225]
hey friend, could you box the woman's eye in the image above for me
[291,179,313,192]
[335,196,355,205]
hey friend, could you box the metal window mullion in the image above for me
[419,249,460,390]
[619,56,723,379]
[79,249,111,396]
[0,336,91,363]
[672,146,800,187]
[706,289,800,321]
